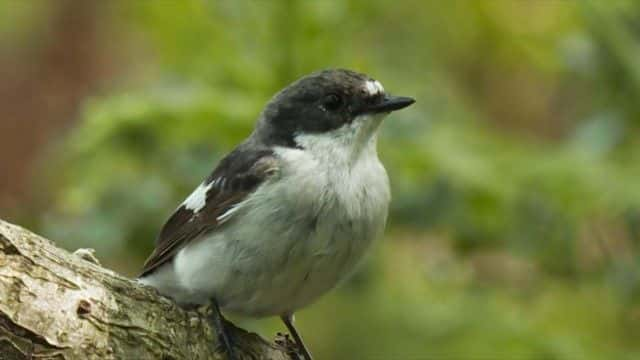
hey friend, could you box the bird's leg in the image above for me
[209,299,236,360]
[281,314,313,360]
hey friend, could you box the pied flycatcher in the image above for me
[139,69,415,359]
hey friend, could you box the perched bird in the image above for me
[138,69,414,359]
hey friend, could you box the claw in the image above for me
[209,300,237,360]
[281,314,313,360]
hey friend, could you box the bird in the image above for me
[138,68,414,359]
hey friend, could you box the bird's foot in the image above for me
[216,319,238,360]
[275,332,301,360]
[280,315,313,360]
[206,302,238,360]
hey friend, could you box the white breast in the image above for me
[155,116,391,316]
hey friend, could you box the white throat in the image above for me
[293,113,386,164]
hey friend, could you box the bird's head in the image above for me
[254,69,414,154]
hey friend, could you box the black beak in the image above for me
[366,95,415,114]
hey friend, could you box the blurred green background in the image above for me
[2,1,640,359]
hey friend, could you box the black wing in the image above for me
[139,146,279,277]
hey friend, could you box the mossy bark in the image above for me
[0,219,291,359]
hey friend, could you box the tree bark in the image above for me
[0,219,292,359]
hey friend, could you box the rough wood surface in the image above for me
[0,219,292,359]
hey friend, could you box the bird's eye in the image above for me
[323,93,343,111]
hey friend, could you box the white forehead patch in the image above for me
[364,80,384,96]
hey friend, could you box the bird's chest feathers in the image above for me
[273,137,390,254]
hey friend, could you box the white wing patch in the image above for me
[182,182,211,212]
[364,80,384,96]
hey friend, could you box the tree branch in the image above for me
[0,219,292,359]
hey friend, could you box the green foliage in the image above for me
[20,0,640,358]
